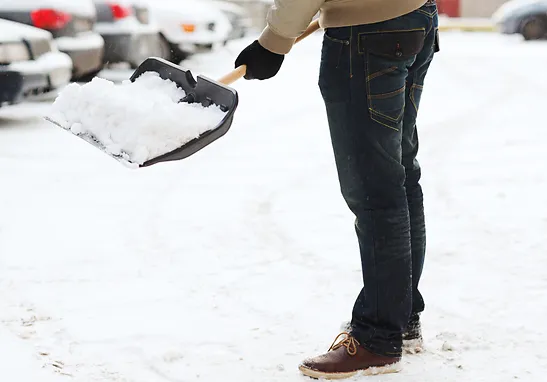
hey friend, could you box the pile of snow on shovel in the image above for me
[47,71,227,167]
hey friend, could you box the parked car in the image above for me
[208,0,252,40]
[93,0,167,68]
[0,18,72,107]
[0,0,105,81]
[492,0,547,40]
[143,0,233,63]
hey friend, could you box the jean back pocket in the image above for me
[359,29,426,131]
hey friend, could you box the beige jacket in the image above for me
[258,0,428,55]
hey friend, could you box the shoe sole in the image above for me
[298,363,401,380]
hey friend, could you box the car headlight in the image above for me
[0,42,31,63]
[181,24,196,33]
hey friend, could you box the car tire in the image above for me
[520,16,547,40]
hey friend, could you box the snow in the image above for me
[1,31,547,382]
[0,18,52,42]
[0,0,97,18]
[93,16,160,35]
[48,71,227,166]
[9,51,73,74]
[55,32,104,52]
[0,327,64,382]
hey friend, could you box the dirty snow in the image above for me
[1,31,547,382]
[48,71,227,166]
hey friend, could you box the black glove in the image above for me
[234,40,284,80]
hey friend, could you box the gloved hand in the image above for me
[234,40,285,80]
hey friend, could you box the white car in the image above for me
[142,0,233,62]
[0,0,105,81]
[0,19,72,107]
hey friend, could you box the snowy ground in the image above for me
[1,31,547,381]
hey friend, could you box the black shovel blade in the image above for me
[129,57,239,167]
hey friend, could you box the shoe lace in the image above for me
[328,332,360,356]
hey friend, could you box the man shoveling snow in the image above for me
[234,0,440,379]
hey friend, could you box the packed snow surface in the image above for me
[48,71,227,166]
[1,32,547,382]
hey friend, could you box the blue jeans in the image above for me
[318,2,439,357]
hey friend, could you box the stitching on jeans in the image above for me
[370,114,401,131]
[416,8,438,17]
[409,84,418,113]
[324,32,349,45]
[365,53,404,130]
[368,86,405,100]
[367,66,397,81]
[369,107,404,124]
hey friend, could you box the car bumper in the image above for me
[8,51,73,90]
[55,32,105,78]
[165,28,232,53]
[0,51,73,106]
[0,71,49,106]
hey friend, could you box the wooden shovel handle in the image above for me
[218,19,321,86]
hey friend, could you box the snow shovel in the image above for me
[47,20,321,168]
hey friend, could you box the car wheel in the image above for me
[520,16,547,40]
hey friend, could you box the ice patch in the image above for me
[48,71,227,167]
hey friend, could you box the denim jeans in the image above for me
[318,2,439,357]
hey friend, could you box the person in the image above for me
[234,0,440,379]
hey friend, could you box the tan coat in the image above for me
[258,0,428,54]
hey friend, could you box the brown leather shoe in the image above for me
[298,332,402,380]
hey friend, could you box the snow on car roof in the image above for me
[0,0,97,18]
[0,18,52,43]
[143,0,224,19]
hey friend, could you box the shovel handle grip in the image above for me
[218,19,321,86]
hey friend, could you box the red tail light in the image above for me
[108,3,133,19]
[31,9,72,30]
